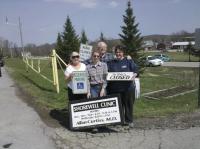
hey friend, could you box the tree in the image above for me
[80,29,88,44]
[119,1,143,64]
[59,16,80,63]
[55,33,64,57]
[100,32,105,42]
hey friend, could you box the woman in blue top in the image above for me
[107,45,138,128]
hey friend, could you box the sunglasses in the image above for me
[93,55,100,58]
[72,55,79,59]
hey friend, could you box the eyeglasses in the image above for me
[93,55,100,58]
[72,56,79,59]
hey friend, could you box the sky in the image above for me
[0,0,200,46]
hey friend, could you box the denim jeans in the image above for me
[90,84,102,98]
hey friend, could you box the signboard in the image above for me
[107,72,134,81]
[79,44,93,61]
[72,71,88,94]
[195,28,200,49]
[69,95,123,130]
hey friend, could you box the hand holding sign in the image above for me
[107,72,135,81]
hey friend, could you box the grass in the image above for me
[5,58,200,118]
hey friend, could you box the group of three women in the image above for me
[64,43,138,128]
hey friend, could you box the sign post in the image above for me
[195,28,200,107]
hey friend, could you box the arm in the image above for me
[100,63,108,97]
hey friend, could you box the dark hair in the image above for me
[114,45,126,53]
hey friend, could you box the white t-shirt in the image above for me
[64,63,86,89]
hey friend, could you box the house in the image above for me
[142,40,155,51]
[172,41,195,50]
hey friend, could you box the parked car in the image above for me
[145,56,163,66]
[0,58,4,67]
[154,54,170,62]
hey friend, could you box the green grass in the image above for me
[6,58,68,109]
[135,91,198,118]
[5,58,200,118]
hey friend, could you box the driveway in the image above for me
[0,67,56,149]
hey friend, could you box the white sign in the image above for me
[107,72,134,81]
[72,71,88,94]
[69,96,123,129]
[134,78,140,99]
[79,44,93,61]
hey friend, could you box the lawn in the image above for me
[5,58,200,118]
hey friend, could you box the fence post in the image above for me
[38,59,40,73]
[52,49,59,93]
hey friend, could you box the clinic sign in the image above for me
[79,44,93,61]
[107,72,134,81]
[69,95,123,129]
[72,71,88,94]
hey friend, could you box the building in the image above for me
[172,41,195,50]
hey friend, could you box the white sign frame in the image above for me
[69,95,123,130]
[107,72,134,81]
[79,44,93,61]
[72,71,88,94]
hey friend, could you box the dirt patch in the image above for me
[14,83,200,130]
[146,86,196,99]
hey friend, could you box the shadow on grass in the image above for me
[49,108,118,133]
[21,73,54,92]
[50,108,69,128]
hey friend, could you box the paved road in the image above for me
[163,62,200,67]
[0,67,56,149]
[1,66,200,149]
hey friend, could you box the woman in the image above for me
[87,49,108,98]
[64,51,87,101]
[107,45,138,128]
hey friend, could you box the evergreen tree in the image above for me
[62,16,80,63]
[100,32,105,42]
[119,1,143,65]
[55,33,63,57]
[80,29,88,44]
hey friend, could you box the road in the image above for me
[0,67,56,149]
[163,62,200,67]
[1,66,200,149]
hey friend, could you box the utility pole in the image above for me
[18,17,25,56]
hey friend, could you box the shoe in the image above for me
[128,122,134,128]
[92,128,98,133]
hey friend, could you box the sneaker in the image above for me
[92,128,98,133]
[128,122,134,128]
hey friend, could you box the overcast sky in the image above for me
[0,0,200,46]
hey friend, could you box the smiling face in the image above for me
[70,52,80,66]
[91,51,100,64]
[97,42,107,56]
[115,49,124,60]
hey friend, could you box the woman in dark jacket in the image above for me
[107,45,138,128]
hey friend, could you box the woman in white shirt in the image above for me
[64,51,87,101]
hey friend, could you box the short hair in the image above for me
[91,48,101,58]
[114,45,126,53]
[97,41,107,48]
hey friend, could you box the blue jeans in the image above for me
[90,85,102,98]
